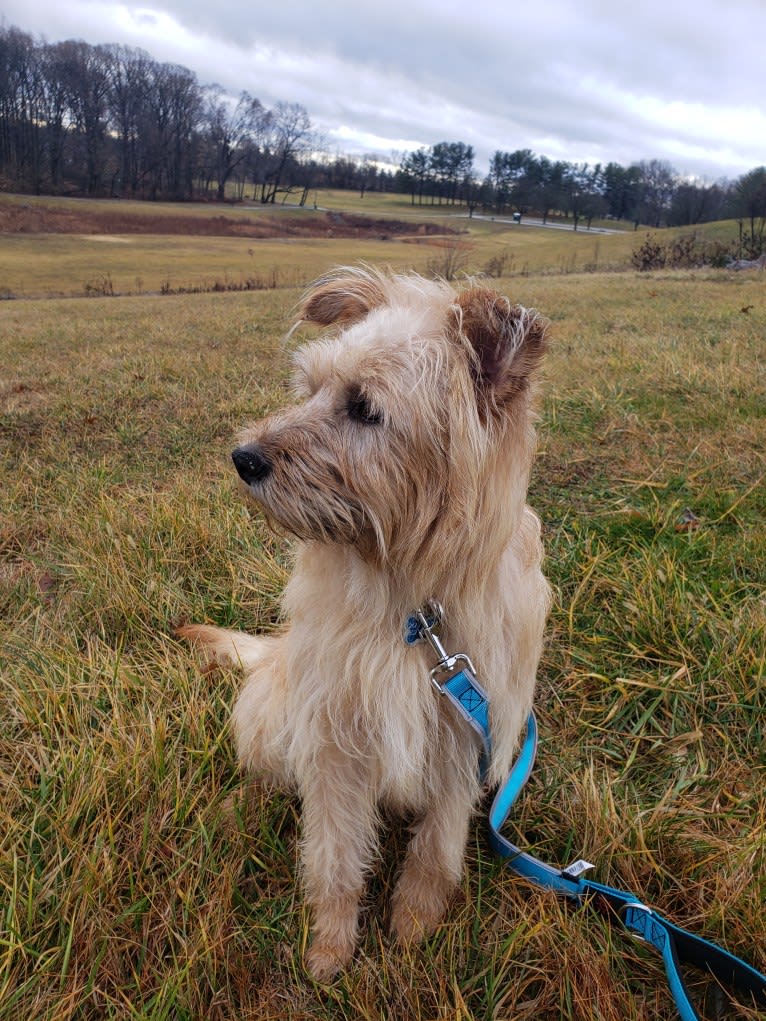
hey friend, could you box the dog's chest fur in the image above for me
[280,544,473,811]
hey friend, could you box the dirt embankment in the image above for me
[0,201,458,240]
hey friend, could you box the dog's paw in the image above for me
[175,624,227,670]
[389,881,450,944]
[305,941,352,982]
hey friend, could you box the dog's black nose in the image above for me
[232,444,272,485]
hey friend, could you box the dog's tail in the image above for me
[176,624,276,671]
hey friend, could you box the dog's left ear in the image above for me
[299,269,386,328]
[454,287,547,402]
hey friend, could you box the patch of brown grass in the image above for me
[0,199,459,241]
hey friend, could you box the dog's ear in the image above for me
[455,287,547,401]
[299,269,386,328]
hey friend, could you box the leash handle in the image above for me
[490,714,766,1021]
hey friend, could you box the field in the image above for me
[0,191,647,299]
[1,193,765,1020]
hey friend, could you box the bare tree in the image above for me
[734,166,766,257]
[0,26,43,190]
[57,40,112,194]
[104,44,153,196]
[138,61,201,199]
[258,101,313,204]
[668,181,727,226]
[202,87,266,201]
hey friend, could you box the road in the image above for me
[467,214,622,234]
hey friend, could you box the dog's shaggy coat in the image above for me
[181,267,551,979]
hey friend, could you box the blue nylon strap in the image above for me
[410,609,766,1018]
[440,669,492,772]
[486,713,766,1021]
[574,882,766,1021]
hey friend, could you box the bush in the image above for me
[632,232,735,271]
[631,234,666,271]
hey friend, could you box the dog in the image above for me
[180,267,551,980]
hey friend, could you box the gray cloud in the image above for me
[3,0,764,178]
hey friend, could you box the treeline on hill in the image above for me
[1,22,765,248]
[400,149,766,254]
[0,25,328,205]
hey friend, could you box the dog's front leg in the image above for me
[299,750,378,981]
[390,764,475,942]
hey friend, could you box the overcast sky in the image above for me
[3,0,765,180]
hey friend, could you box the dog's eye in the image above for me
[347,389,382,425]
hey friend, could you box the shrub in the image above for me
[632,232,736,271]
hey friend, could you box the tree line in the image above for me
[398,145,766,242]
[0,24,319,203]
[1,20,765,243]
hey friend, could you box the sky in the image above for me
[2,0,765,181]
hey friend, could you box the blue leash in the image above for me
[406,607,766,1021]
[489,713,766,1021]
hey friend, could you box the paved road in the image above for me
[467,214,622,235]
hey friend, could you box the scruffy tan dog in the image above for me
[181,267,550,980]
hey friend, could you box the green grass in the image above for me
[1,208,765,1019]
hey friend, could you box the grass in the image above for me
[1,202,765,1019]
[0,233,421,299]
[0,189,655,299]
[0,224,644,300]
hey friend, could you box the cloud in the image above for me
[3,0,765,178]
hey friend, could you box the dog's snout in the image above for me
[232,444,272,485]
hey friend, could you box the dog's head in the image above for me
[232,267,547,568]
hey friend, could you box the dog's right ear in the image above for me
[454,287,548,403]
[299,269,386,328]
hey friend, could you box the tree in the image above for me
[137,61,201,199]
[463,174,490,217]
[667,181,727,226]
[603,162,643,223]
[733,166,766,257]
[258,101,312,204]
[429,141,474,204]
[57,40,112,194]
[398,148,430,204]
[357,155,378,198]
[203,87,266,201]
[566,163,606,229]
[0,26,43,191]
[529,156,566,223]
[489,149,533,213]
[104,44,153,196]
[636,159,677,227]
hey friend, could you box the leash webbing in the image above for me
[489,713,766,1021]
[407,609,766,1021]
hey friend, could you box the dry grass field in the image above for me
[1,194,765,1020]
[0,191,648,299]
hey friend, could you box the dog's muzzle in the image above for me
[232,444,272,486]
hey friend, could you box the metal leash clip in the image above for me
[406,601,492,768]
[420,604,480,690]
